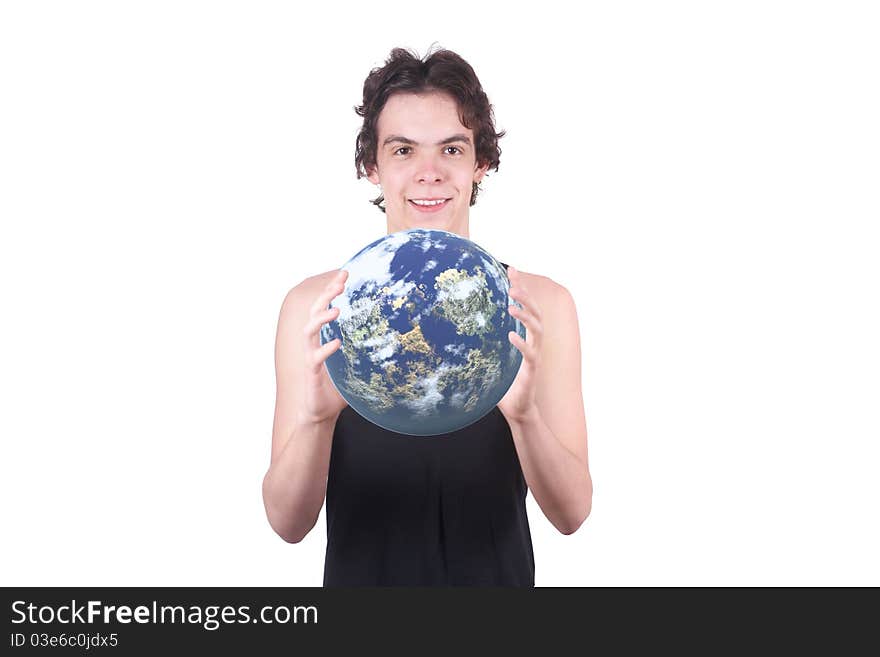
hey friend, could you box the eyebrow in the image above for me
[382,133,472,147]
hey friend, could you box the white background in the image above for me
[1,1,877,586]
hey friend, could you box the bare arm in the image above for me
[261,272,349,543]
[500,274,592,534]
[262,413,339,543]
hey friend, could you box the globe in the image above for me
[320,228,526,436]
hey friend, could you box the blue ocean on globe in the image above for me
[320,228,526,436]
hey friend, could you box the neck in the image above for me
[386,217,470,239]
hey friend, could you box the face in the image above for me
[367,91,489,238]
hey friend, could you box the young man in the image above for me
[263,47,592,586]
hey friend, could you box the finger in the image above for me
[303,307,340,346]
[508,305,543,343]
[507,266,528,293]
[308,337,342,373]
[310,269,349,316]
[508,330,537,363]
[508,284,541,320]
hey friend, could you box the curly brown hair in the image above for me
[354,45,506,213]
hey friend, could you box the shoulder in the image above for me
[511,268,573,309]
[280,269,340,316]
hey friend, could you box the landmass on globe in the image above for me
[321,229,525,436]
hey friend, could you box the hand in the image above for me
[498,266,543,424]
[299,269,350,425]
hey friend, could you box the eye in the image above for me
[445,146,462,155]
[394,146,411,156]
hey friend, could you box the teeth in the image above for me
[411,199,446,206]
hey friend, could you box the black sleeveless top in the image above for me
[323,262,535,587]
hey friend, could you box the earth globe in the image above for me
[320,228,526,436]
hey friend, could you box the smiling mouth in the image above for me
[408,198,451,212]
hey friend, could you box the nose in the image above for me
[414,152,445,184]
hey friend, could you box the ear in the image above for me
[474,161,490,183]
[366,165,380,186]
